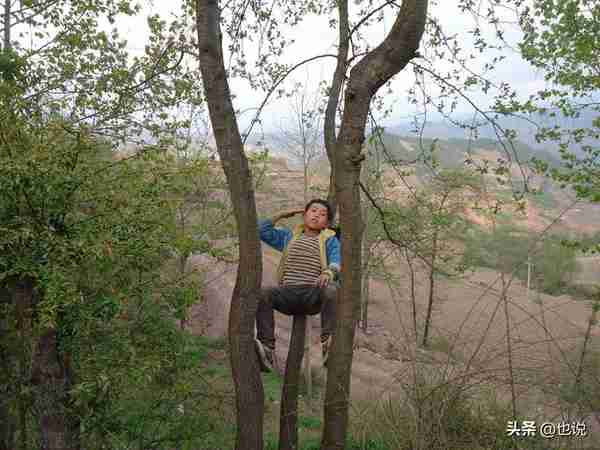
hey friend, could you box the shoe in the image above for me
[254,339,274,373]
[322,335,332,368]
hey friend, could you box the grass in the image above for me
[191,336,404,450]
[193,336,326,449]
[171,335,600,450]
[429,334,466,363]
[298,415,322,430]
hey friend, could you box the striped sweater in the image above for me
[258,219,341,285]
[280,234,322,286]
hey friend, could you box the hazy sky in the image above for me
[119,1,546,134]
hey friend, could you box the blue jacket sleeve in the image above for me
[258,219,291,252]
[325,236,341,272]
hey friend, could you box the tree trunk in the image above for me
[575,296,598,387]
[303,161,309,204]
[322,3,427,448]
[323,0,349,221]
[321,141,364,450]
[279,316,306,450]
[22,278,79,450]
[3,0,10,51]
[0,400,12,450]
[303,316,312,403]
[178,210,188,330]
[421,231,437,348]
[406,250,418,343]
[195,2,265,449]
[31,327,80,450]
[500,273,518,420]
[360,205,370,331]
[0,285,15,450]
[15,278,34,450]
[302,163,312,401]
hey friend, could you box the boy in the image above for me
[255,199,341,372]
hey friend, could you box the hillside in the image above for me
[188,153,600,448]
[308,133,600,235]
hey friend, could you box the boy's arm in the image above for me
[271,208,304,224]
[258,209,303,252]
[324,236,341,278]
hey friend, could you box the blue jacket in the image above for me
[259,219,341,283]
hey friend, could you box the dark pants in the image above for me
[256,284,337,350]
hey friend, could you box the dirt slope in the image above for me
[188,159,600,423]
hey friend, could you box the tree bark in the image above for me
[302,163,312,401]
[405,250,418,343]
[360,257,370,332]
[279,316,306,450]
[0,285,14,450]
[3,0,10,51]
[0,399,12,450]
[15,279,32,450]
[575,297,598,387]
[31,327,80,450]
[360,193,370,332]
[324,0,349,219]
[421,231,437,348]
[303,315,312,404]
[321,2,428,448]
[195,2,265,449]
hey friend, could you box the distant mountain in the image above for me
[250,108,596,170]
[387,109,597,160]
[366,132,561,171]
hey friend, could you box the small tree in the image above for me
[382,168,480,347]
[275,84,324,203]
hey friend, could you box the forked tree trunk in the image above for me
[279,316,306,450]
[195,1,265,449]
[321,2,428,448]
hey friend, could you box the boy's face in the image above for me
[304,203,330,232]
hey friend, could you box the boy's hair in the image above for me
[304,199,333,222]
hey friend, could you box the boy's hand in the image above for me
[316,272,332,288]
[280,208,304,219]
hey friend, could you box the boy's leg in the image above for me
[320,284,337,341]
[256,288,277,351]
[319,284,337,366]
[286,284,336,340]
[255,286,302,372]
[256,287,283,372]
